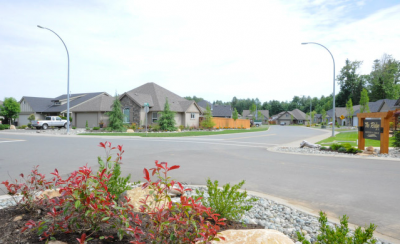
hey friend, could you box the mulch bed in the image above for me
[0,204,264,243]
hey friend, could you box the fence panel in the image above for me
[211,117,250,129]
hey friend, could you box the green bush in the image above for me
[72,126,77,129]
[196,179,257,221]
[0,124,4,130]
[338,147,347,153]
[341,143,352,150]
[92,127,100,130]
[335,122,341,128]
[179,125,185,131]
[392,131,400,149]
[17,125,27,129]
[330,143,342,151]
[320,146,328,150]
[346,147,360,154]
[297,211,376,244]
[152,123,160,132]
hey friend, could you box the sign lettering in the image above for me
[363,119,381,141]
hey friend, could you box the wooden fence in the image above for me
[211,118,250,129]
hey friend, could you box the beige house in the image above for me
[276,109,307,125]
[119,83,202,127]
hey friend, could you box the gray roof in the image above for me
[122,83,200,113]
[395,98,400,107]
[21,92,106,113]
[197,100,232,117]
[242,110,269,119]
[20,96,54,112]
[70,94,114,112]
[212,105,232,117]
[197,100,211,109]
[289,109,306,120]
[352,101,383,116]
[376,99,397,112]
[46,92,104,113]
[315,114,322,119]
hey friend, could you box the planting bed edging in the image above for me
[0,185,393,244]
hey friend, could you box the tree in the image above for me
[106,93,125,132]
[232,108,239,128]
[201,105,215,130]
[367,54,400,101]
[158,98,176,131]
[257,111,264,121]
[249,103,256,119]
[311,111,316,124]
[28,114,35,124]
[321,109,327,124]
[336,59,365,107]
[359,88,370,113]
[0,97,20,125]
[345,99,354,126]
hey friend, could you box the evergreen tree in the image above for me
[201,105,215,130]
[232,108,239,128]
[106,93,125,132]
[359,89,370,113]
[158,98,176,131]
[336,59,365,107]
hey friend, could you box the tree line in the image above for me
[185,53,399,117]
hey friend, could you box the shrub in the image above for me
[320,146,328,150]
[93,127,100,130]
[130,122,137,130]
[335,122,341,128]
[151,123,160,132]
[392,131,400,149]
[330,143,342,151]
[195,179,257,221]
[0,124,5,130]
[141,162,226,243]
[179,125,185,131]
[346,147,360,154]
[1,166,54,211]
[297,211,376,244]
[338,147,347,153]
[158,98,176,131]
[341,143,352,150]
[97,141,131,201]
[85,120,89,130]
[72,126,76,129]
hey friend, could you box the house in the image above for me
[351,99,397,126]
[241,110,269,124]
[276,109,307,125]
[70,95,114,128]
[18,92,112,127]
[197,100,232,118]
[327,106,360,126]
[314,114,322,123]
[119,83,202,127]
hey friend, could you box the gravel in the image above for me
[275,147,400,159]
[0,185,393,244]
[1,128,86,135]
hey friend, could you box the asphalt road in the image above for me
[0,126,399,241]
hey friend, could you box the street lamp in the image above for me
[38,25,71,134]
[302,42,335,137]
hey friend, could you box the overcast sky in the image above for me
[1,0,400,104]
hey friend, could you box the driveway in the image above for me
[0,126,399,242]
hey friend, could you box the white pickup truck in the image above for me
[32,116,68,130]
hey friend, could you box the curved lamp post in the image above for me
[38,25,70,134]
[302,42,335,137]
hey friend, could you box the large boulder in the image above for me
[207,229,294,244]
[300,140,320,149]
[10,125,16,130]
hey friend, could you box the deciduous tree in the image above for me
[359,89,370,113]
[0,97,20,124]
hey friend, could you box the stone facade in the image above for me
[120,95,141,125]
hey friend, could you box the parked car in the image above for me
[280,122,286,126]
[32,116,68,130]
[254,120,262,127]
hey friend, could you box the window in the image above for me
[286,114,288,117]
[45,116,51,120]
[56,117,61,121]
[191,113,195,119]
[123,108,130,123]
[152,112,158,123]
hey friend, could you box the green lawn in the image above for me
[317,131,395,147]
[80,126,269,137]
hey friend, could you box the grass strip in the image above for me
[79,126,269,137]
[316,131,394,147]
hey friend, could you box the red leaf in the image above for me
[118,145,123,152]
[143,168,150,181]
[168,165,180,171]
[98,142,105,148]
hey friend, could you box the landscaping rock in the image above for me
[40,189,61,199]
[9,125,16,130]
[300,141,320,149]
[126,129,134,133]
[207,229,294,244]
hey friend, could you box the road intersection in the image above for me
[0,126,399,242]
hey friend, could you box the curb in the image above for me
[268,147,400,162]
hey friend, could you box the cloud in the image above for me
[0,0,399,104]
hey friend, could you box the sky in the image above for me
[1,0,400,104]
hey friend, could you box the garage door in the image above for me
[76,113,98,128]
[18,115,30,126]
